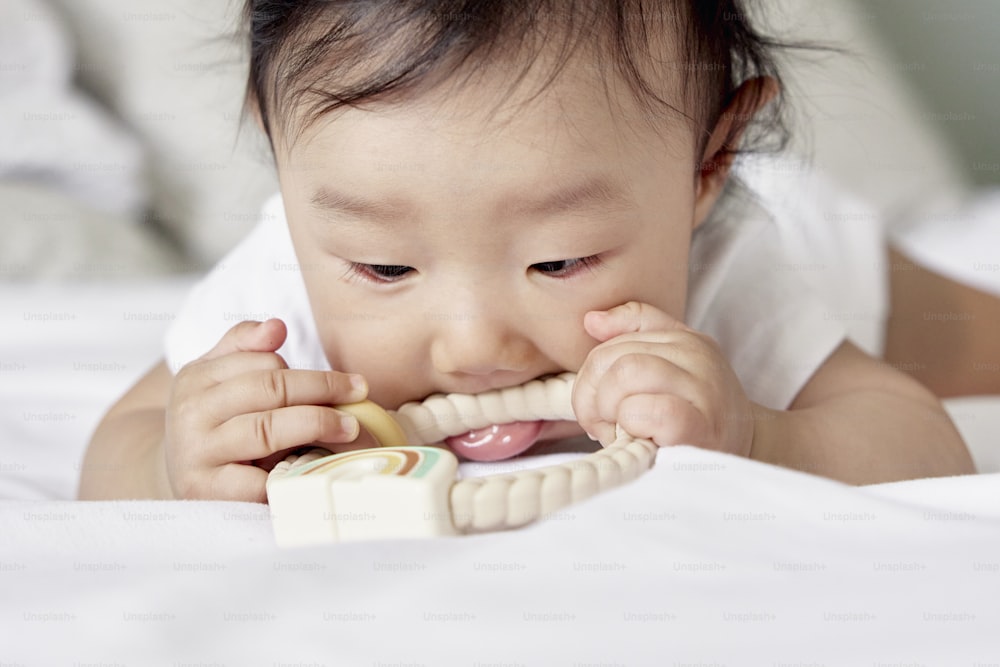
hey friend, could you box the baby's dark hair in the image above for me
[243,1,796,157]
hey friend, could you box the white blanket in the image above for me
[2,278,999,663]
[3,450,1000,663]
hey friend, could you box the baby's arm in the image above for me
[79,360,175,499]
[750,340,975,483]
[573,302,974,485]
[884,247,1000,397]
[79,319,370,501]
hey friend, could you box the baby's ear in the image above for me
[693,76,779,228]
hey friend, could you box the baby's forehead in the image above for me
[280,75,695,186]
[260,4,703,150]
[278,48,695,161]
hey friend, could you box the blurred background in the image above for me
[0,0,997,280]
[867,0,1000,188]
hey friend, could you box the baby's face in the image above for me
[273,59,708,436]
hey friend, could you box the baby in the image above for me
[80,0,974,501]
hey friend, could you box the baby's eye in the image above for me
[531,255,601,278]
[349,263,414,284]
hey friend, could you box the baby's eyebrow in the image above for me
[504,175,633,219]
[310,188,406,222]
[309,174,632,224]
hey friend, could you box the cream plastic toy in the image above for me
[266,372,658,546]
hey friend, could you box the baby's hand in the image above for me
[572,302,754,457]
[164,319,369,502]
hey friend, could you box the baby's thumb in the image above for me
[584,301,688,342]
[200,318,287,361]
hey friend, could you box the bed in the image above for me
[2,0,998,663]
[3,278,1000,663]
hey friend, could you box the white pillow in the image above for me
[0,0,147,217]
[48,0,278,265]
[0,182,180,280]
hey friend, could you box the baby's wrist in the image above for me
[149,435,176,500]
[746,402,781,463]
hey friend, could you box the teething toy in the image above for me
[335,400,408,446]
[266,372,658,546]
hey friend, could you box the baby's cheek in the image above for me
[321,320,427,404]
[538,315,603,374]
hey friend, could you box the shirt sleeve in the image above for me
[163,193,329,374]
[685,158,871,410]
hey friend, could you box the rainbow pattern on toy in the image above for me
[266,372,658,546]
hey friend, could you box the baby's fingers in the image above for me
[584,301,689,343]
[615,393,710,448]
[573,348,695,445]
[200,319,287,361]
[214,405,361,462]
[592,354,697,424]
[202,463,270,503]
[175,319,290,391]
[202,369,368,426]
[169,461,270,502]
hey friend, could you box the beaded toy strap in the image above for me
[266,373,658,546]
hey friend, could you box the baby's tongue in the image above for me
[444,421,544,462]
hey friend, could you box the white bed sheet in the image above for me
[2,278,1000,664]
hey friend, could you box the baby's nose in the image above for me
[428,310,536,379]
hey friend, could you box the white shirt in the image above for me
[165,155,885,410]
